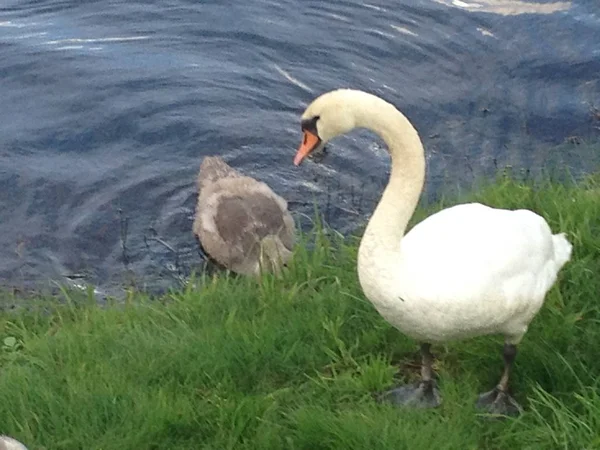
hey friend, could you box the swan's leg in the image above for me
[378,343,441,408]
[475,342,523,416]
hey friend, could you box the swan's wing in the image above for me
[401,202,560,300]
[195,177,294,267]
[215,193,288,253]
[253,182,296,250]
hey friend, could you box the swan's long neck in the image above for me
[354,97,426,260]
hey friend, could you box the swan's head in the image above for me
[293,89,364,166]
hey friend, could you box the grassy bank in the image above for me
[1,171,599,450]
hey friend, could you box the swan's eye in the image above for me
[300,116,320,137]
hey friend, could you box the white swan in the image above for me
[293,89,572,415]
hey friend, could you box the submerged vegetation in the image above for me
[1,171,599,449]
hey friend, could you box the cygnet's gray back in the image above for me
[194,156,295,275]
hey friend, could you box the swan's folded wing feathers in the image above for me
[195,164,295,270]
[401,203,557,299]
[245,181,295,249]
[247,178,290,212]
[214,193,288,256]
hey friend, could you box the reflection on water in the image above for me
[434,0,571,15]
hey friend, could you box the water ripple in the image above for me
[0,0,598,296]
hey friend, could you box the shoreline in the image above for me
[1,170,598,448]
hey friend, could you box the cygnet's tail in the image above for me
[552,232,573,270]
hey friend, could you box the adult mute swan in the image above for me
[293,89,572,415]
[194,156,295,276]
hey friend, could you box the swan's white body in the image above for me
[359,202,572,344]
[297,89,572,347]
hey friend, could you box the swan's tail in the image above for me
[552,232,573,270]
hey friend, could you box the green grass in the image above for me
[1,171,600,450]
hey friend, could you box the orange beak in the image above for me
[294,130,321,166]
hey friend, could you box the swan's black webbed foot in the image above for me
[378,343,441,409]
[476,342,523,417]
[476,387,522,416]
[379,380,441,408]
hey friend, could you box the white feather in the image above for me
[360,202,572,344]
[300,89,572,350]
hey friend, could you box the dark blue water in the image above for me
[1,0,599,298]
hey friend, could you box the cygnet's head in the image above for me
[197,155,237,189]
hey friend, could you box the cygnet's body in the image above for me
[194,156,295,276]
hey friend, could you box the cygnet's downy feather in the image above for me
[193,156,295,276]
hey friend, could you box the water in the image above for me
[1,0,599,298]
